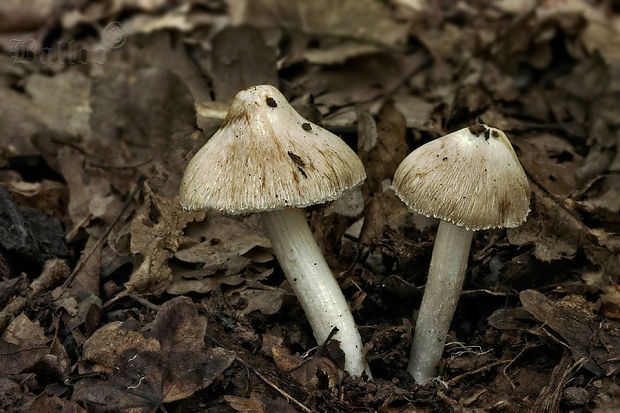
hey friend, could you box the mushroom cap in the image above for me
[392,124,530,230]
[179,85,366,214]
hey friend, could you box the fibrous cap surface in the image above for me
[179,85,366,214]
[393,124,530,230]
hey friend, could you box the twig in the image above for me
[60,175,146,291]
[289,327,339,373]
[207,335,312,413]
[234,356,313,413]
[448,358,511,386]
[502,343,538,390]
[128,293,160,311]
[437,390,461,411]
[522,168,594,237]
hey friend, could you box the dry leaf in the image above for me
[125,184,203,295]
[229,0,409,48]
[224,394,266,413]
[74,297,235,409]
[507,186,588,262]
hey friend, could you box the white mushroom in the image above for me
[392,124,530,384]
[180,85,369,378]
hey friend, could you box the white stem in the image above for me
[261,208,367,378]
[408,220,473,383]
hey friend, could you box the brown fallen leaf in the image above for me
[0,171,67,218]
[175,214,270,266]
[0,0,57,33]
[519,289,620,376]
[229,0,409,48]
[81,321,160,373]
[55,146,117,232]
[0,378,35,413]
[89,66,200,198]
[27,394,86,413]
[74,297,235,410]
[225,394,267,413]
[575,173,620,221]
[270,341,339,390]
[358,103,409,193]
[209,25,278,102]
[600,284,620,320]
[229,286,285,316]
[513,134,582,197]
[123,183,204,296]
[0,313,70,381]
[507,186,589,262]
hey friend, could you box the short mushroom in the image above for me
[179,85,369,377]
[392,124,530,384]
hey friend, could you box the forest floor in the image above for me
[0,1,619,412]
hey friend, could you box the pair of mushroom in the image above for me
[179,85,530,382]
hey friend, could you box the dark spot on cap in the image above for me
[484,129,490,140]
[469,124,486,136]
[297,167,307,178]
[492,130,500,138]
[266,97,277,107]
[302,122,312,131]
[287,151,305,167]
[442,157,448,161]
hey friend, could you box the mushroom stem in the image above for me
[408,220,473,383]
[261,207,367,378]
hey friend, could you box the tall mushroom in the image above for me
[392,124,530,384]
[179,85,369,377]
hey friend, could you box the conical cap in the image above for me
[393,124,530,230]
[180,85,366,214]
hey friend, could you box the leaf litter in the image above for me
[0,0,619,412]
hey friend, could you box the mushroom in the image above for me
[179,85,369,377]
[392,124,530,383]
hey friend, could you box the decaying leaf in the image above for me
[74,297,235,410]
[175,214,270,266]
[225,394,267,413]
[600,284,620,320]
[124,184,204,295]
[229,0,409,48]
[209,25,278,102]
[82,321,160,373]
[520,290,620,376]
[269,340,339,389]
[0,313,70,380]
[507,186,589,262]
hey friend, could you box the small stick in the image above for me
[60,175,146,291]
[207,334,312,413]
[234,356,312,413]
[448,359,511,386]
[288,327,339,373]
[502,343,538,389]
